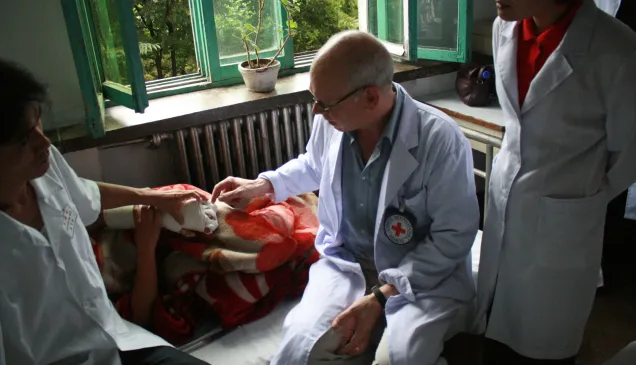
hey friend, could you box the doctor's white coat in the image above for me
[260,84,479,365]
[476,0,636,360]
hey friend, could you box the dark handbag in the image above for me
[455,63,496,107]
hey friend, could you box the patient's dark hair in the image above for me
[0,59,48,145]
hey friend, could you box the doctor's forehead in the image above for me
[309,71,347,99]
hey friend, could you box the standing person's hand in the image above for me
[210,177,274,206]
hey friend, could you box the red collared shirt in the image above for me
[516,1,582,108]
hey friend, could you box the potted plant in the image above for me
[237,0,297,93]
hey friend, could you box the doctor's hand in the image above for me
[332,294,383,356]
[211,177,274,206]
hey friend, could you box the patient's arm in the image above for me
[130,205,163,327]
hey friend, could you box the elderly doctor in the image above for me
[0,59,209,365]
[211,31,479,365]
[475,0,636,364]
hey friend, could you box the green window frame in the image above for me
[360,0,473,63]
[62,0,471,139]
[62,0,296,125]
[62,0,148,137]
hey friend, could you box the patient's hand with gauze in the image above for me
[103,199,219,236]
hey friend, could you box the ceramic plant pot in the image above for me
[238,59,281,93]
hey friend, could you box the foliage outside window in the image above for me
[61,0,472,139]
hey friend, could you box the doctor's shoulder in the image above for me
[412,102,469,151]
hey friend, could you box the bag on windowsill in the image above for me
[455,63,496,107]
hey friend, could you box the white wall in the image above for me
[64,143,179,188]
[0,0,86,131]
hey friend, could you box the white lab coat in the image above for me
[260,84,479,365]
[475,0,636,360]
[0,146,170,364]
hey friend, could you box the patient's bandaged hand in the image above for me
[103,199,219,235]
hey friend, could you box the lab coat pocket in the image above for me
[535,192,607,270]
[406,188,429,235]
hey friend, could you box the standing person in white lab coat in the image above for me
[0,58,210,364]
[475,0,636,364]
[211,31,479,365]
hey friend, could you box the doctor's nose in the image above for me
[313,102,329,116]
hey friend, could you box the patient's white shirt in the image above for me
[0,146,170,364]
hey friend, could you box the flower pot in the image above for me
[238,59,281,93]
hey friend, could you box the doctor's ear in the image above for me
[361,86,382,109]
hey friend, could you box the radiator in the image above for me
[169,102,315,191]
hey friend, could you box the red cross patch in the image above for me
[384,213,413,245]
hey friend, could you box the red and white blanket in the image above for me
[90,184,319,344]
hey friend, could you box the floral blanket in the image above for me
[90,184,319,344]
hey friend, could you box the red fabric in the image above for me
[90,184,319,343]
[516,1,582,107]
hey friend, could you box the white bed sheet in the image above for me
[190,231,485,365]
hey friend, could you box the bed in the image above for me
[179,230,485,364]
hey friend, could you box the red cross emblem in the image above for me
[392,222,406,237]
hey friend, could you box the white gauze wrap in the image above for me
[103,200,219,234]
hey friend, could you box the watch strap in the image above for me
[371,285,387,309]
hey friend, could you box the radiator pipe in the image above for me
[175,130,191,185]
[294,104,305,155]
[219,120,233,177]
[188,127,207,190]
[271,109,283,167]
[203,124,220,186]
[232,118,247,178]
[282,107,294,161]
[258,112,273,171]
[245,115,259,178]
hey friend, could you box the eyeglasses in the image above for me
[311,87,364,112]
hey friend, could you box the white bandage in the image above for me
[102,200,219,235]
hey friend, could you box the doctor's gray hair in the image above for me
[0,58,48,145]
[314,30,395,90]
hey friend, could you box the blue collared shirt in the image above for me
[340,87,405,262]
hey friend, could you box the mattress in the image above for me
[185,231,486,364]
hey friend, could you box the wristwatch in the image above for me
[371,285,387,309]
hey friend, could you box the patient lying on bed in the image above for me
[89,184,320,345]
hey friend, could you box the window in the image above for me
[61,0,472,138]
[361,0,472,62]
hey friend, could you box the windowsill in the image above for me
[52,59,458,153]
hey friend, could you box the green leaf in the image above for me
[245,23,256,32]
[287,20,297,29]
